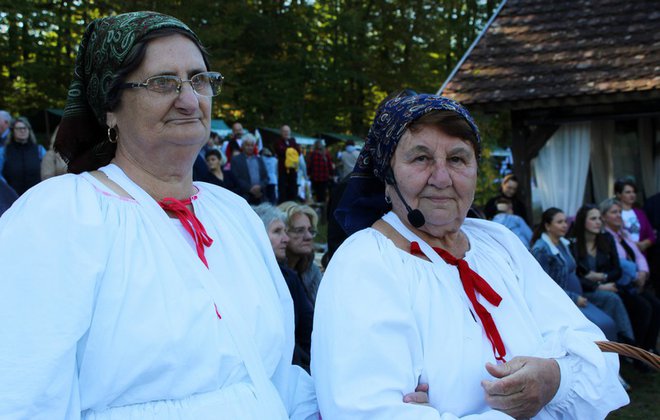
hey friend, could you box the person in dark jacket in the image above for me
[2,117,45,195]
[253,203,314,373]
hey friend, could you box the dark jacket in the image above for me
[278,262,314,372]
[570,232,622,292]
[230,153,268,202]
[2,141,42,195]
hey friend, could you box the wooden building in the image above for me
[440,0,660,219]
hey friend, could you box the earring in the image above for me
[107,127,118,144]
[384,195,392,204]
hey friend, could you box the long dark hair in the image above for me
[531,207,563,246]
[569,204,614,260]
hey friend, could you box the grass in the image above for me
[608,362,660,419]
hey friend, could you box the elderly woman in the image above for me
[279,201,323,305]
[2,117,46,195]
[253,203,314,372]
[0,12,316,419]
[312,93,627,419]
[601,198,660,354]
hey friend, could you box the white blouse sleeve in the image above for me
[480,221,629,419]
[312,231,513,420]
[0,176,107,419]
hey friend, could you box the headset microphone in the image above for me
[384,168,426,228]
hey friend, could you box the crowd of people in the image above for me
[1,9,657,419]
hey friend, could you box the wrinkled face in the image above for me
[286,212,315,256]
[617,185,636,207]
[268,219,289,261]
[388,125,477,236]
[206,154,220,171]
[106,34,211,160]
[281,125,291,139]
[12,122,30,143]
[502,179,518,198]
[546,212,568,239]
[242,140,256,156]
[584,208,602,235]
[602,204,623,230]
[232,123,243,138]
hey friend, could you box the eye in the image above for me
[449,155,466,164]
[148,76,178,92]
[413,155,429,162]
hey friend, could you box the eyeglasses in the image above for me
[287,227,318,238]
[118,71,223,97]
[13,126,28,131]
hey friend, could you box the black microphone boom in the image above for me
[390,181,426,228]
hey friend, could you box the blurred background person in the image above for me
[492,196,532,248]
[307,139,333,204]
[483,173,528,223]
[275,125,300,203]
[337,140,359,180]
[614,178,655,254]
[205,148,238,194]
[40,126,68,180]
[601,198,660,355]
[230,133,267,204]
[0,110,12,173]
[254,203,313,373]
[2,117,45,195]
[279,201,322,306]
[261,147,278,204]
[531,207,618,342]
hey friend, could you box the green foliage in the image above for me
[473,110,512,208]
[1,1,499,138]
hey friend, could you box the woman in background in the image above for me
[601,198,660,354]
[531,207,618,341]
[279,201,323,305]
[614,178,655,253]
[2,117,45,195]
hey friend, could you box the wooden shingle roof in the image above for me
[441,0,660,109]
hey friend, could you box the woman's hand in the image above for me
[597,282,618,293]
[482,356,560,419]
[403,383,430,406]
[584,271,602,282]
[576,296,588,308]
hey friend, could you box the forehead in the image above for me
[135,34,206,76]
[290,212,311,226]
[586,208,600,217]
[269,219,285,230]
[396,125,474,155]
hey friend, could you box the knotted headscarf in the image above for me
[55,11,204,173]
[335,93,481,235]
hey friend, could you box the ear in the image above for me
[106,112,117,128]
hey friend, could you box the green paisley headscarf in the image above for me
[55,11,205,173]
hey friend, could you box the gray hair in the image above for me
[253,203,287,230]
[0,110,12,125]
[242,133,257,145]
[599,197,622,216]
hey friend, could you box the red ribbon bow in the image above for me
[411,241,506,362]
[158,197,214,268]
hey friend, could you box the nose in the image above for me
[428,161,452,189]
[175,82,200,111]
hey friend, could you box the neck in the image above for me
[413,222,467,259]
[112,146,196,201]
[287,253,301,269]
[547,233,561,245]
[621,202,632,210]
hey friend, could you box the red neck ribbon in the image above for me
[158,196,214,268]
[410,241,506,362]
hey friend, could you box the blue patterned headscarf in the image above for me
[335,93,481,235]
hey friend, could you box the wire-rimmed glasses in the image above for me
[118,71,223,97]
